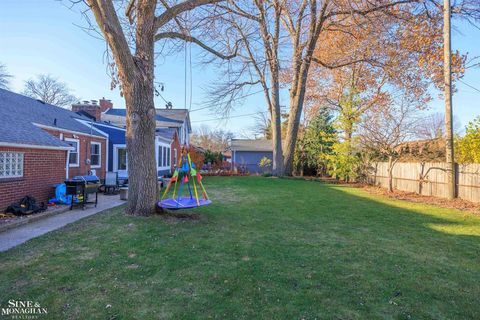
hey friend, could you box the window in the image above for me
[66,138,80,167]
[117,148,127,170]
[162,147,167,167]
[166,148,170,167]
[0,152,24,179]
[158,146,163,167]
[158,145,171,168]
[90,142,101,168]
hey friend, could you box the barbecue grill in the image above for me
[65,175,100,210]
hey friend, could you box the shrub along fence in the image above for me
[367,162,480,203]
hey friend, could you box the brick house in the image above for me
[0,89,107,211]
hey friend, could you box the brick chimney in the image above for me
[71,100,101,121]
[99,97,113,112]
[71,98,113,121]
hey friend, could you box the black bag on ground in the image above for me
[6,196,47,216]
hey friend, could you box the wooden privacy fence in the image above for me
[367,162,480,203]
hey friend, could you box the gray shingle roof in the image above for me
[156,128,177,142]
[230,139,273,152]
[103,108,191,131]
[0,89,102,148]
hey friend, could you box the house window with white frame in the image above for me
[158,145,171,168]
[65,138,80,167]
[91,142,101,168]
[0,152,24,179]
[166,148,170,167]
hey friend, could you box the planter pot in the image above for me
[119,187,128,201]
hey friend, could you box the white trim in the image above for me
[113,144,127,176]
[156,140,171,171]
[89,121,126,131]
[90,141,102,168]
[65,138,80,167]
[65,149,70,179]
[74,119,110,137]
[33,123,107,139]
[0,142,72,151]
[105,136,109,173]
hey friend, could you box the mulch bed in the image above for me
[363,185,480,214]
[288,175,480,214]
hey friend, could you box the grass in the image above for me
[1,176,480,319]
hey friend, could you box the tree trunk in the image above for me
[387,156,394,193]
[443,0,456,200]
[344,122,353,142]
[267,2,284,176]
[283,50,315,175]
[125,0,159,215]
[123,81,159,215]
[270,72,284,176]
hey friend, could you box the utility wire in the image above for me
[459,79,480,93]
[190,88,268,112]
[191,110,268,123]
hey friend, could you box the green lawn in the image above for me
[1,177,480,319]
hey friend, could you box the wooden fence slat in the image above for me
[368,162,480,203]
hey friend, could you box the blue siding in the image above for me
[92,124,126,171]
[234,151,273,173]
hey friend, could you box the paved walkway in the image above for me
[0,194,124,252]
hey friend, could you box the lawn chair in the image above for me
[103,171,119,194]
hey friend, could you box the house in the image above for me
[71,99,188,177]
[156,128,181,176]
[0,89,108,211]
[100,107,191,146]
[230,139,273,173]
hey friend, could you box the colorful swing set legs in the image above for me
[158,146,211,210]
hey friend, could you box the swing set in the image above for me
[157,146,211,210]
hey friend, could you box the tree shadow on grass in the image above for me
[0,177,479,319]
[274,179,480,318]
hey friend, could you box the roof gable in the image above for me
[104,108,191,131]
[0,89,104,135]
[230,139,273,152]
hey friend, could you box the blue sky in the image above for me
[1,0,479,135]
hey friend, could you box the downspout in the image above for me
[87,120,93,175]
[65,149,70,179]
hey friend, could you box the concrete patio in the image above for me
[0,194,124,252]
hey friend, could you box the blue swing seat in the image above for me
[157,197,212,210]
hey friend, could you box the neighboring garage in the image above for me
[230,139,273,174]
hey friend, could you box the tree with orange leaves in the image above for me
[306,8,467,143]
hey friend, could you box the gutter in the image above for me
[0,142,73,151]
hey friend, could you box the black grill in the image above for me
[65,176,100,210]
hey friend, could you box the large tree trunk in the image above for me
[124,0,159,215]
[283,62,311,176]
[124,81,158,215]
[271,96,284,176]
[270,64,284,176]
[283,95,301,175]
